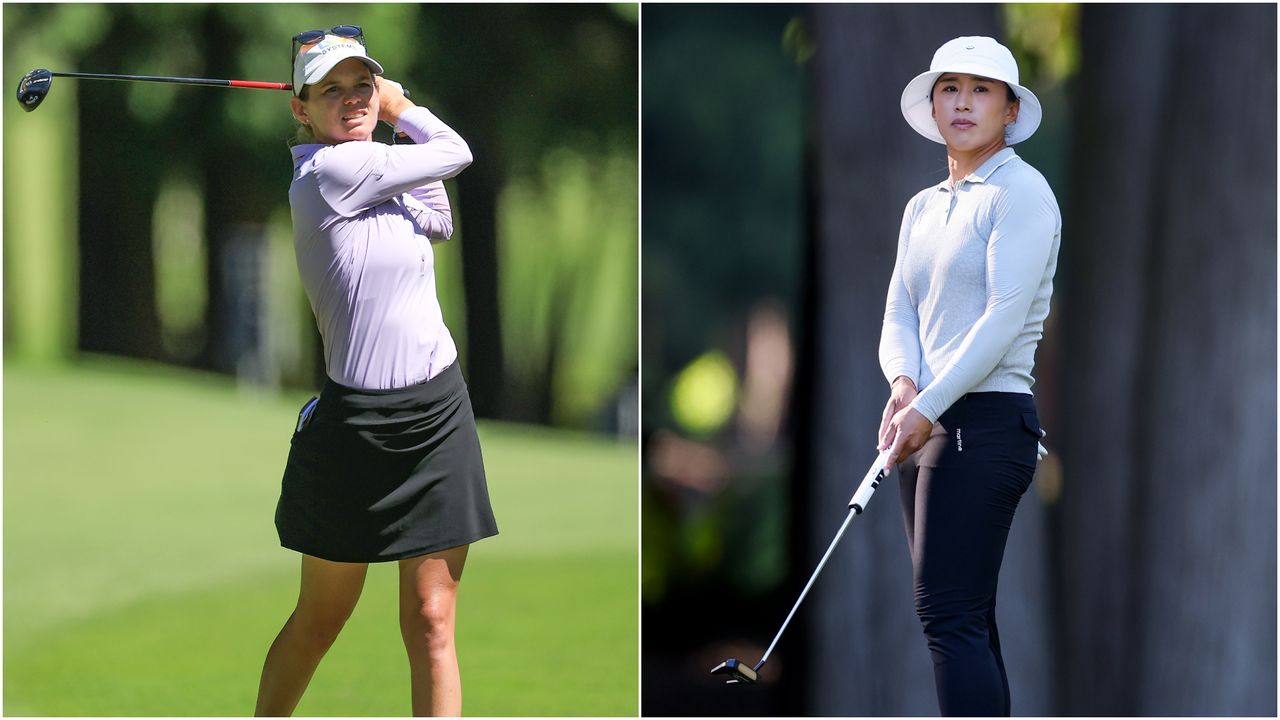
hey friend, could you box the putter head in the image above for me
[16,69,52,111]
[710,658,758,685]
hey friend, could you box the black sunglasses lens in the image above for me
[294,30,325,45]
[332,25,362,38]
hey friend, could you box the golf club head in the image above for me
[16,69,52,111]
[710,658,758,685]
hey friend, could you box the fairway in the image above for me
[4,356,638,716]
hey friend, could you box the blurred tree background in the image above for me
[641,5,808,714]
[642,3,1275,716]
[3,2,638,433]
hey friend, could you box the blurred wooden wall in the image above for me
[1059,4,1277,715]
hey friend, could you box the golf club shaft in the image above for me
[753,449,890,673]
[755,506,857,671]
[51,71,290,91]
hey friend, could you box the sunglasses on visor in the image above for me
[292,25,365,65]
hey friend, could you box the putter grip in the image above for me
[847,448,892,513]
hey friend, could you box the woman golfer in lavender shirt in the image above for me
[877,37,1059,716]
[255,27,497,716]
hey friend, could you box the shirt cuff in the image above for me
[882,363,917,388]
[394,106,448,144]
[907,392,942,424]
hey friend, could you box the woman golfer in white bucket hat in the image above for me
[254,26,497,716]
[877,36,1060,716]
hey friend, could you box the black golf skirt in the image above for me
[275,362,499,563]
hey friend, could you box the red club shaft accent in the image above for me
[228,80,293,91]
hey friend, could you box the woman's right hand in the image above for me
[878,376,918,450]
[376,76,415,126]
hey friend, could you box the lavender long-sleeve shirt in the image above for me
[289,106,472,390]
[879,147,1061,423]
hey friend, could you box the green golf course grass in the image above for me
[4,355,638,716]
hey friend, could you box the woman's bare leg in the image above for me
[398,545,469,716]
[255,556,369,716]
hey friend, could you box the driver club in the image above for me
[15,68,292,112]
[710,447,892,685]
[15,67,410,141]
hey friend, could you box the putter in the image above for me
[711,447,892,685]
[15,68,292,112]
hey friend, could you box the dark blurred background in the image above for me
[641,3,1276,716]
[4,2,638,433]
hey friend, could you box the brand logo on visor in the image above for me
[313,36,360,53]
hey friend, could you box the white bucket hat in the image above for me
[292,33,384,97]
[900,36,1041,145]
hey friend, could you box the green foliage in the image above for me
[1003,4,1081,85]
[782,16,815,65]
[499,144,638,427]
[612,3,640,24]
[1,3,107,362]
[152,171,209,360]
[2,3,637,432]
[3,357,637,715]
[1000,4,1078,222]
[3,4,112,59]
[641,6,807,415]
[669,350,738,437]
[640,5,804,606]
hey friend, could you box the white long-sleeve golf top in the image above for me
[289,106,472,390]
[879,147,1061,423]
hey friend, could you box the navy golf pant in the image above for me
[897,392,1040,717]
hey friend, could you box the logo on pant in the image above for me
[955,428,963,452]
